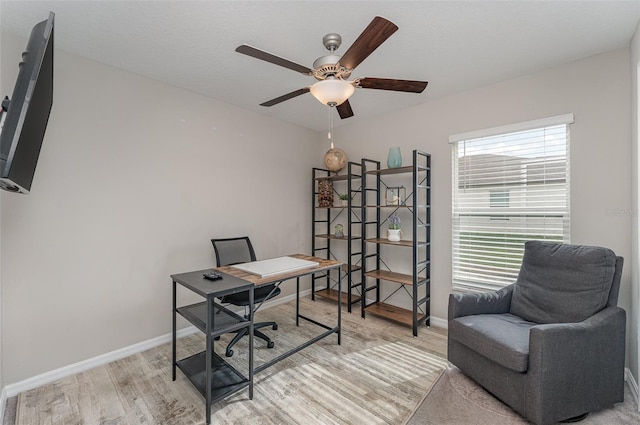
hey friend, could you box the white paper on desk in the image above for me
[231,256,319,278]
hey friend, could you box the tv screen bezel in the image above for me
[0,11,55,194]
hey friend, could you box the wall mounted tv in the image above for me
[0,11,54,194]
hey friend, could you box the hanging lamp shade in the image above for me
[310,79,355,106]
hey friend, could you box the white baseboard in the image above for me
[0,386,7,425]
[429,315,448,329]
[625,367,640,411]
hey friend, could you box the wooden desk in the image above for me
[217,254,343,373]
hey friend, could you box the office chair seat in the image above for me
[221,285,281,306]
[211,236,280,357]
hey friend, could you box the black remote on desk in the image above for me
[203,271,223,280]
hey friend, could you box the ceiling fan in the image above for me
[235,16,428,119]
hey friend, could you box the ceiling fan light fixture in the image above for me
[310,79,355,106]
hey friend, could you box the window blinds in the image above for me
[450,114,573,292]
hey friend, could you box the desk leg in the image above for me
[205,299,212,424]
[296,277,300,327]
[337,268,342,345]
[249,287,254,400]
[172,280,177,381]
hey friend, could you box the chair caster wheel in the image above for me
[214,336,220,341]
[272,324,278,330]
[225,350,233,357]
[267,341,275,349]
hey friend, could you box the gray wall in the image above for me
[316,47,633,366]
[0,32,317,384]
[630,20,640,387]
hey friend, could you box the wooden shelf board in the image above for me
[315,174,350,182]
[315,234,362,240]
[364,205,412,209]
[315,206,350,209]
[364,269,414,285]
[342,264,362,273]
[314,288,361,304]
[365,238,414,247]
[365,166,413,176]
[365,302,425,327]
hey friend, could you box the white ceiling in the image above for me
[1,1,639,131]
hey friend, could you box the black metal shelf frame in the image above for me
[360,150,431,336]
[311,162,363,312]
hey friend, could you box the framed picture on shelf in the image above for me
[385,186,406,206]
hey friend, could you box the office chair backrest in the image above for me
[211,236,257,267]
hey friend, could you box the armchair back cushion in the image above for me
[510,241,617,324]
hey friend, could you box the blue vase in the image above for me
[387,147,402,168]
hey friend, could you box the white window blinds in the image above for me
[450,114,573,292]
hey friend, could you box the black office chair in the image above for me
[211,237,280,357]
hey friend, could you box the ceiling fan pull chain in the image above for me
[328,105,334,149]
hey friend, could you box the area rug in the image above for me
[404,366,640,425]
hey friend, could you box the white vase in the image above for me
[387,228,402,242]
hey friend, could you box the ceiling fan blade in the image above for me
[236,45,313,75]
[339,16,398,70]
[260,88,310,107]
[358,78,428,93]
[336,100,354,119]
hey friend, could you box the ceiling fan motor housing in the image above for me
[311,33,352,81]
[322,33,342,51]
[312,54,352,81]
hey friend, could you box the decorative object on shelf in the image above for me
[338,193,350,206]
[387,212,402,242]
[334,224,344,238]
[317,179,334,207]
[387,147,403,168]
[385,186,406,206]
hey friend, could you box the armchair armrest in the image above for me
[448,284,514,320]
[529,306,626,360]
[527,306,626,420]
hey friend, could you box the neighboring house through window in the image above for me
[489,190,510,208]
[450,114,573,292]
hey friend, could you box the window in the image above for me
[450,114,573,292]
[489,190,510,208]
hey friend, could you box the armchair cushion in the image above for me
[510,241,616,324]
[449,313,536,372]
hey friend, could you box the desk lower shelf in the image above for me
[176,301,247,336]
[176,351,250,404]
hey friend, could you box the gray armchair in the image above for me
[448,241,626,425]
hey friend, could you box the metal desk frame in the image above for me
[172,254,342,423]
[216,254,342,373]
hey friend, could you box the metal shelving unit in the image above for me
[311,162,363,312]
[360,150,431,336]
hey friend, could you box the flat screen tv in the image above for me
[0,11,54,194]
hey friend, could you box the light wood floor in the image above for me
[6,297,449,425]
